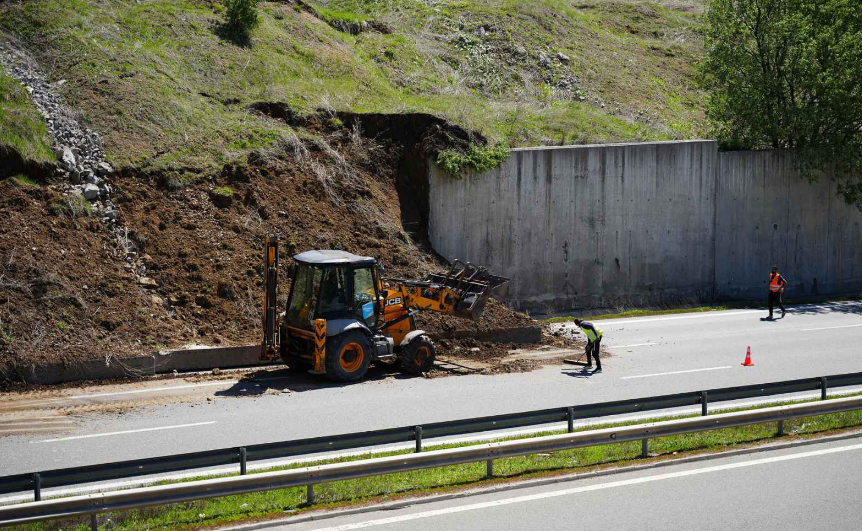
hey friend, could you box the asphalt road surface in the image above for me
[267,436,862,531]
[1,301,860,480]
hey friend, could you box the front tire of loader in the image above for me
[399,336,435,374]
[325,330,371,382]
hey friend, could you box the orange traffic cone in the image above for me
[741,346,754,366]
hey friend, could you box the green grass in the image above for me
[543,294,862,322]
[9,174,41,187]
[0,65,54,163]
[13,393,862,531]
[0,0,705,171]
[544,304,736,322]
[212,186,234,196]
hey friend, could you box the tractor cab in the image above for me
[285,250,381,331]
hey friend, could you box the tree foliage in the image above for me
[701,0,862,206]
[224,0,260,38]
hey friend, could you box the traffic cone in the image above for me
[741,346,754,366]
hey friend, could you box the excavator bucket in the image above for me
[426,260,510,320]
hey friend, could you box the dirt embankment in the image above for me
[1,107,577,382]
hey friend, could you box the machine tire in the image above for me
[399,336,435,374]
[325,330,371,382]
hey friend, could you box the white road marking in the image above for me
[606,342,658,349]
[31,421,217,443]
[800,324,862,332]
[620,366,732,380]
[593,310,763,326]
[4,387,861,505]
[311,443,862,530]
[64,381,236,400]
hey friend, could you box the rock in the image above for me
[538,54,550,67]
[96,162,113,176]
[556,52,570,63]
[138,277,158,288]
[82,184,101,200]
[514,45,527,56]
[61,147,76,170]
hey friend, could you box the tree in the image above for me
[224,0,260,42]
[700,0,862,207]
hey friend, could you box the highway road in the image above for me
[0,301,860,482]
[267,436,862,531]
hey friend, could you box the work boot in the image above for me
[593,367,602,373]
[781,310,786,318]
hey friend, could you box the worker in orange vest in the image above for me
[767,265,787,320]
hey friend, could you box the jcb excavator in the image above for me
[260,235,509,382]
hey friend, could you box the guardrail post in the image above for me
[486,459,493,478]
[567,407,574,433]
[777,420,784,436]
[239,447,247,475]
[414,426,423,453]
[641,438,649,458]
[821,377,828,400]
[701,391,708,416]
[90,513,98,531]
[32,473,41,502]
[306,484,314,505]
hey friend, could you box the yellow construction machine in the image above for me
[260,235,509,382]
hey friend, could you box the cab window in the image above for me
[286,265,322,328]
[318,267,350,318]
[353,267,377,327]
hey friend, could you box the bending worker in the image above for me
[767,265,787,320]
[574,318,603,372]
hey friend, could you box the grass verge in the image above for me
[12,393,862,531]
[0,65,54,163]
[543,294,862,322]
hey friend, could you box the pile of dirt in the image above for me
[0,110,574,381]
[415,298,536,335]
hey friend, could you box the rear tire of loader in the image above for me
[325,330,371,382]
[399,336,435,374]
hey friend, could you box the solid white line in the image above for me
[606,342,658,349]
[593,310,763,326]
[620,366,732,380]
[5,387,861,505]
[31,421,217,443]
[800,324,862,332]
[312,443,862,530]
[65,381,237,400]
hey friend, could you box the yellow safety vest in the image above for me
[580,325,603,342]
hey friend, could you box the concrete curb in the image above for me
[218,428,862,530]
[2,346,275,385]
[2,327,544,385]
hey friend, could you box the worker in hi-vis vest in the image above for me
[574,319,603,372]
[767,265,787,320]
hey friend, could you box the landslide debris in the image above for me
[0,100,574,382]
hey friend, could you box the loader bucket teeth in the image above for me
[426,262,509,321]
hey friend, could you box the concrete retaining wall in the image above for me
[429,143,862,311]
[715,151,862,299]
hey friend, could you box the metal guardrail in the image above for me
[2,372,861,502]
[3,394,862,527]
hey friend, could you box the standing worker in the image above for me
[767,265,787,320]
[574,318,603,372]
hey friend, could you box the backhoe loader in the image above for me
[260,235,509,382]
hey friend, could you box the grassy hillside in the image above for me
[0,0,705,171]
[0,64,54,163]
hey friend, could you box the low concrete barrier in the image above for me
[1,346,274,385]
